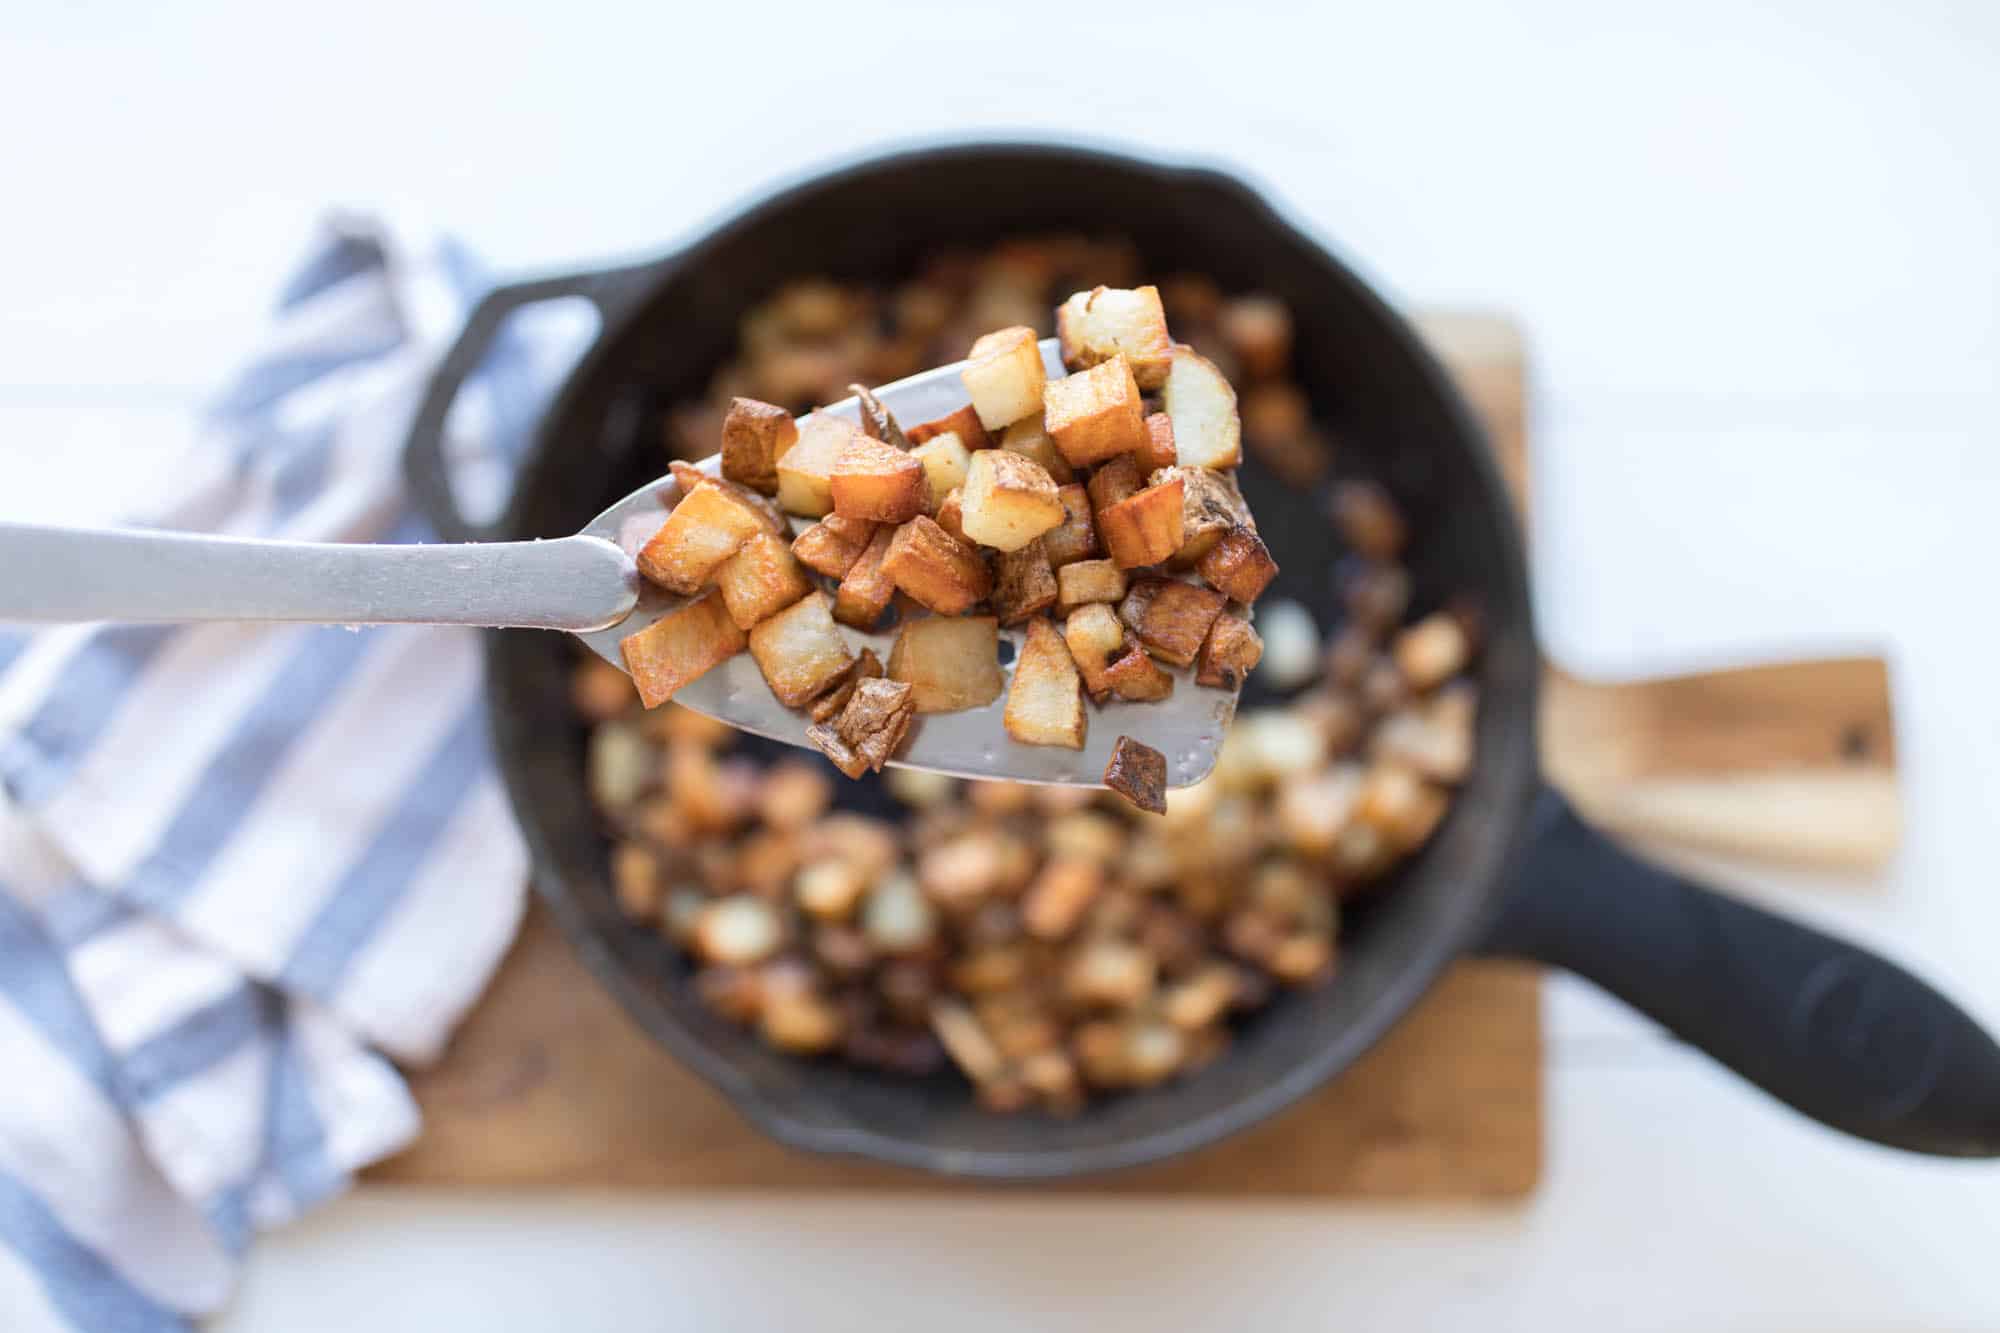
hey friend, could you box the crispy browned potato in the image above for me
[1196,613,1264,689]
[999,415,1076,485]
[619,590,747,708]
[1102,645,1174,701]
[1392,612,1472,692]
[791,514,877,579]
[1118,578,1228,667]
[720,396,797,494]
[959,448,1064,552]
[849,382,911,450]
[882,516,993,614]
[909,432,973,511]
[1139,412,1177,471]
[1161,345,1242,468]
[1062,603,1124,703]
[934,487,967,542]
[1156,465,1249,565]
[1004,617,1086,749]
[807,646,884,723]
[993,540,1057,625]
[907,402,991,451]
[1099,476,1186,569]
[1355,763,1450,850]
[1219,294,1292,380]
[1043,354,1146,468]
[747,591,856,707]
[1041,483,1099,568]
[1054,558,1127,618]
[831,433,927,524]
[776,411,860,517]
[1056,286,1173,390]
[636,479,770,595]
[1104,736,1168,814]
[809,677,914,777]
[832,525,897,629]
[1197,526,1279,604]
[805,722,870,779]
[714,530,814,630]
[961,325,1047,431]
[1085,453,1143,516]
[1329,480,1407,561]
[889,615,1004,712]
[666,460,788,538]
[1022,856,1105,939]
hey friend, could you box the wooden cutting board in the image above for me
[366,312,1898,1197]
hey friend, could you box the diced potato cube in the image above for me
[907,402,991,451]
[1056,285,1173,390]
[1330,480,1407,561]
[692,896,783,966]
[720,396,797,495]
[934,487,967,542]
[888,615,1004,712]
[1102,645,1174,701]
[931,999,1006,1084]
[993,540,1057,625]
[1022,856,1104,939]
[714,530,813,630]
[1085,453,1143,516]
[806,645,884,723]
[1103,736,1168,814]
[1041,484,1099,568]
[1055,558,1127,617]
[1196,613,1264,690]
[669,460,788,537]
[1157,464,1250,565]
[1118,578,1228,667]
[1370,682,1477,785]
[959,448,1064,552]
[791,514,877,579]
[1219,294,1292,380]
[1099,476,1186,569]
[1139,412,1178,471]
[1000,415,1075,484]
[806,722,870,778]
[1043,354,1146,468]
[1063,603,1125,703]
[836,678,916,772]
[832,525,897,629]
[1276,765,1365,858]
[910,431,973,510]
[1355,763,1450,851]
[636,479,769,595]
[882,516,993,615]
[831,432,926,524]
[776,411,860,517]
[619,590,747,708]
[960,325,1047,430]
[746,591,855,707]
[1393,612,1472,691]
[1161,345,1242,468]
[1197,526,1280,603]
[1004,617,1086,749]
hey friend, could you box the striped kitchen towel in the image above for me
[0,216,583,1330]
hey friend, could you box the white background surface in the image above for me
[3,1,1998,1326]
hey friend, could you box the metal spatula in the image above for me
[0,340,1238,787]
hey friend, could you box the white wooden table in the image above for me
[3,1,1998,1326]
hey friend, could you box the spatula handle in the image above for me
[0,522,637,632]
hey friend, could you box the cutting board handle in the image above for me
[1481,786,2000,1157]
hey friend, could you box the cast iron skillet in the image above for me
[403,141,2000,1174]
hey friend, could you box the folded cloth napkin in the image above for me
[0,216,580,1330]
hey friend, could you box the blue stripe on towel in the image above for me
[0,626,177,809]
[266,1025,338,1211]
[0,892,122,1102]
[0,1171,188,1333]
[121,984,273,1106]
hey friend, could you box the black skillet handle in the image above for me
[402,260,659,541]
[1482,785,2000,1157]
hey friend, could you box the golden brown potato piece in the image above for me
[1329,480,1407,561]
[832,525,897,629]
[1102,645,1174,701]
[805,723,870,780]
[1043,354,1146,468]
[668,460,787,537]
[1355,763,1450,851]
[882,516,993,615]
[636,479,770,595]
[1196,613,1264,689]
[1219,294,1292,380]
[1041,484,1099,568]
[720,396,797,495]
[1099,476,1186,570]
[619,590,747,708]
[999,415,1075,485]
[1155,465,1250,566]
[1103,736,1168,814]
[959,448,1064,552]
[831,433,927,524]
[993,540,1057,625]
[1161,345,1242,468]
[1054,558,1127,618]
[747,591,855,707]
[1197,526,1280,604]
[1139,412,1178,471]
[961,325,1047,431]
[791,514,877,579]
[1004,617,1086,749]
[809,677,916,778]
[1085,453,1144,516]
[934,487,967,542]
[1392,612,1472,692]
[907,402,991,451]
[1056,286,1173,390]
[1063,603,1125,703]
[807,646,885,724]
[909,432,973,511]
[1022,856,1105,939]
[776,411,859,517]
[888,616,1004,712]
[1118,578,1228,667]
[714,530,814,630]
